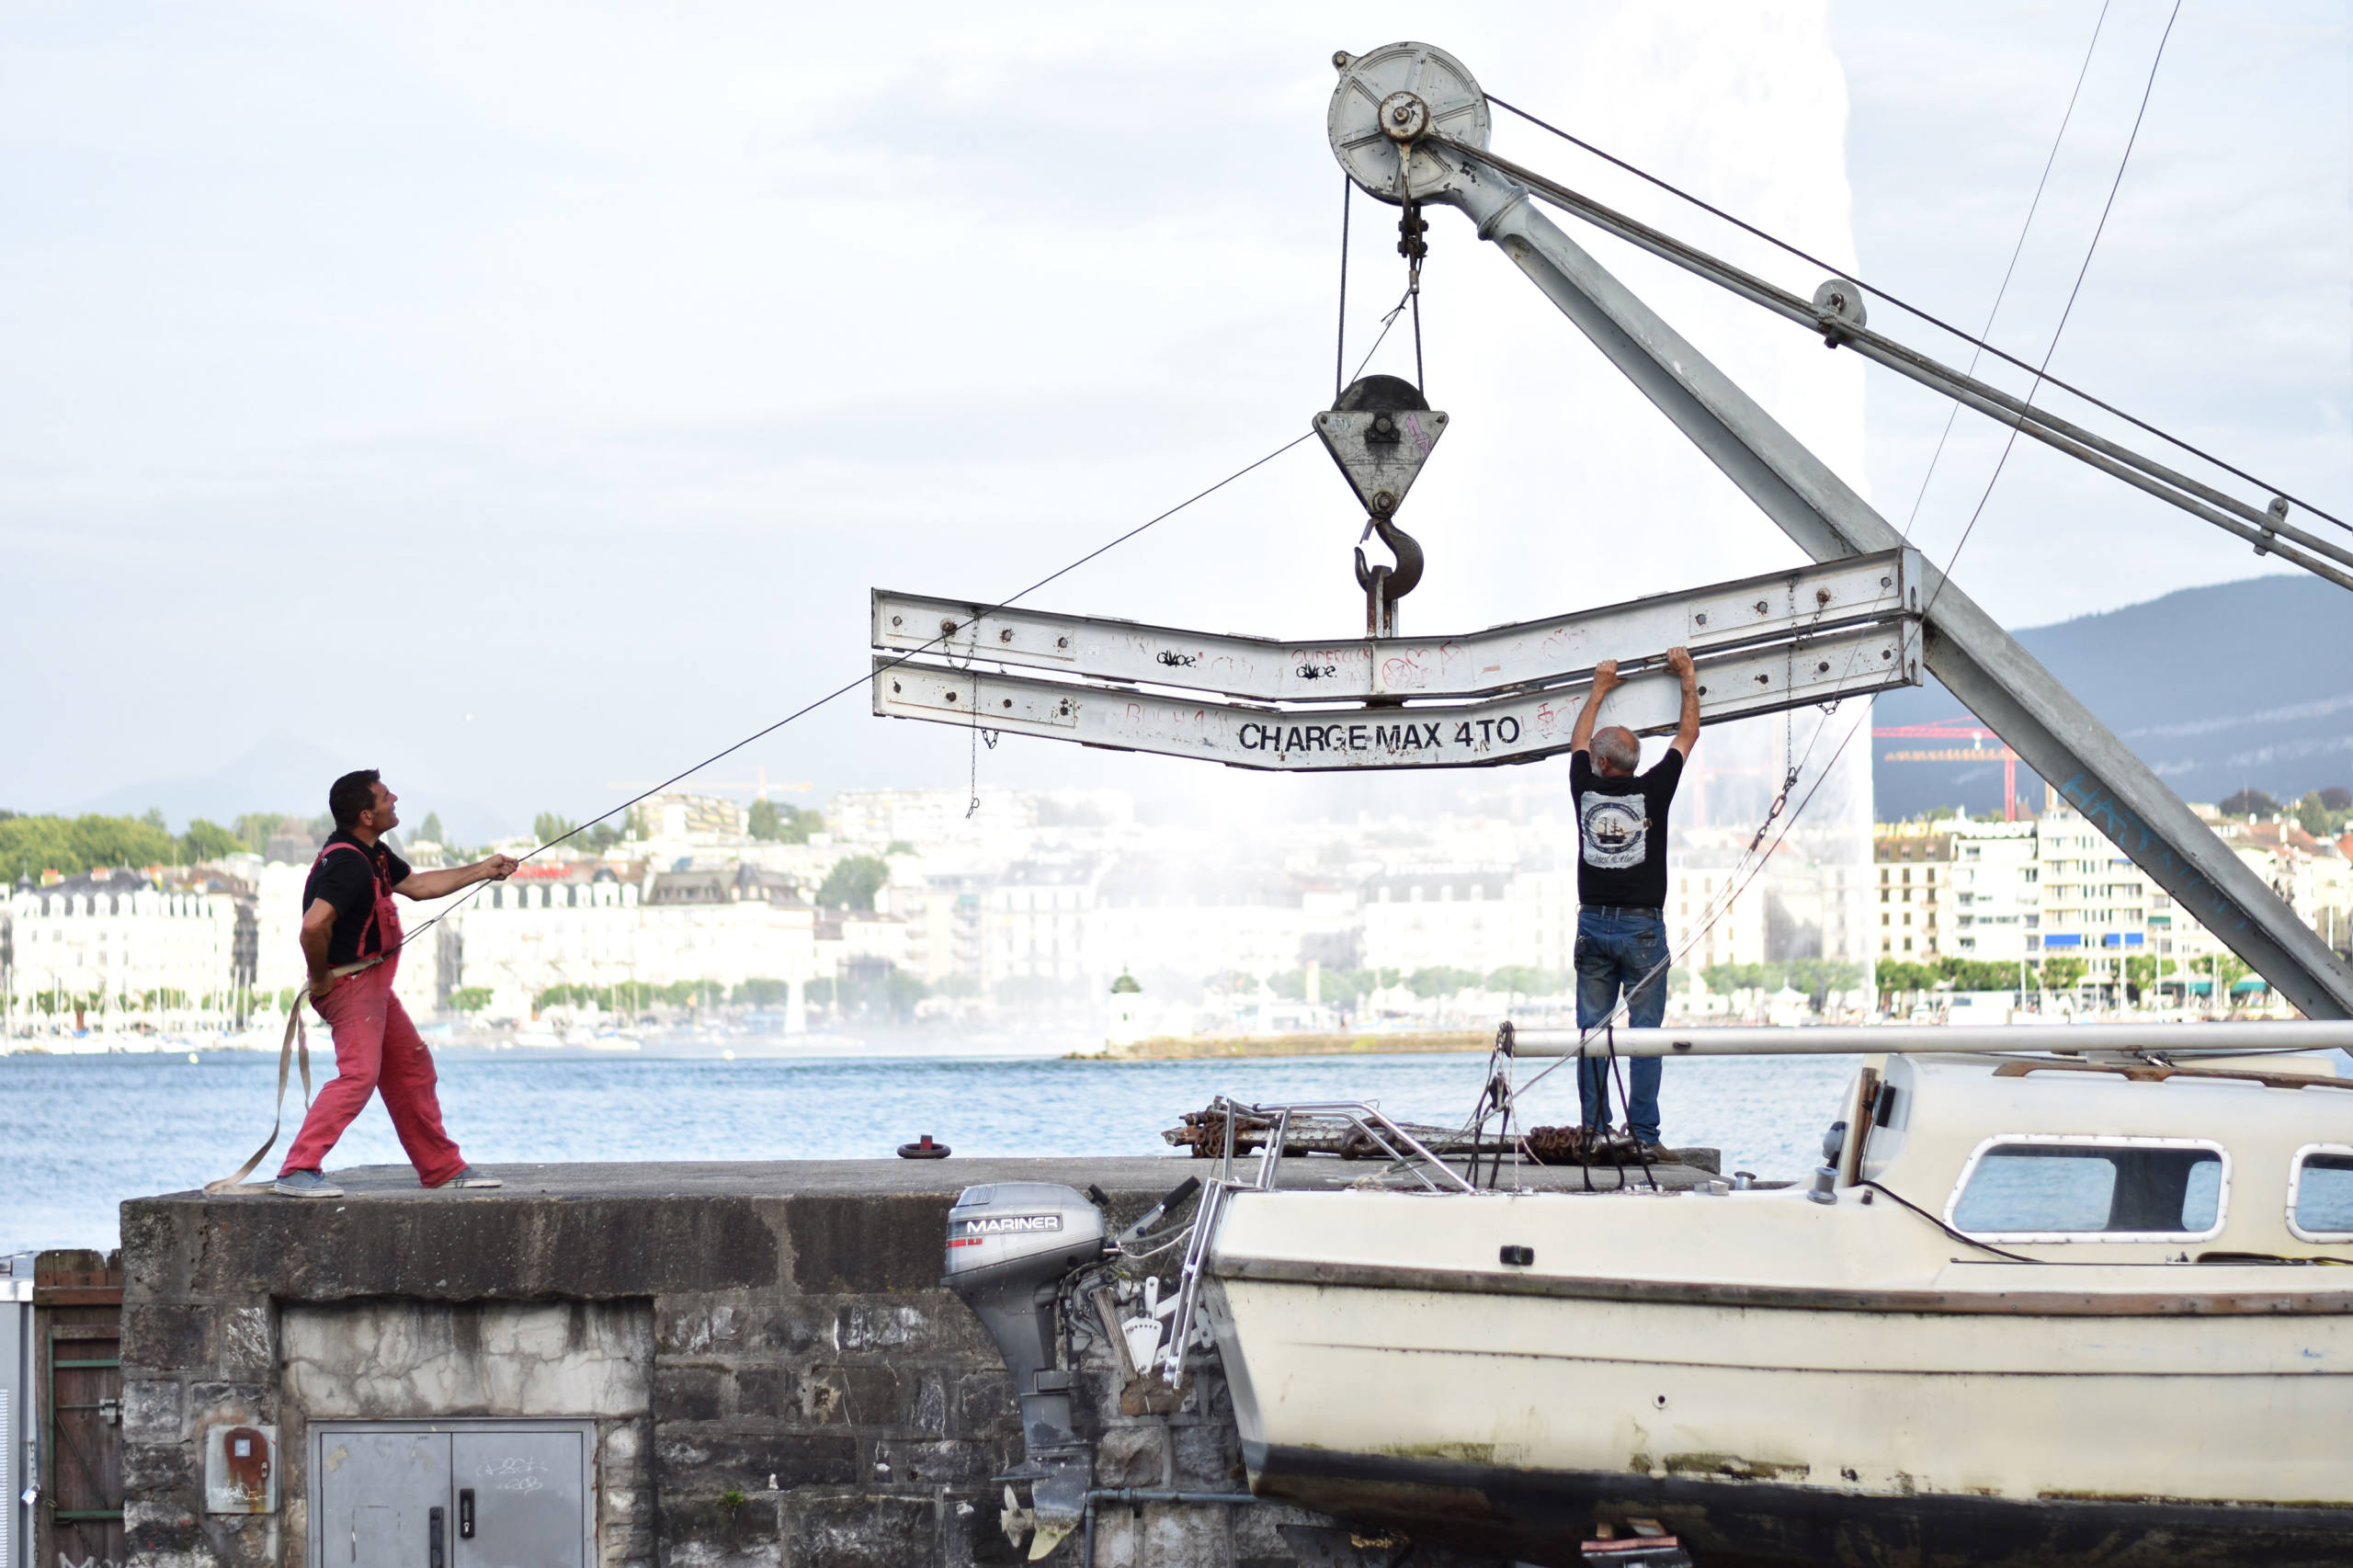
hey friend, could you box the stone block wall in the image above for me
[118,1161,1330,1568]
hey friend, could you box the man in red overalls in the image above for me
[274,769,519,1198]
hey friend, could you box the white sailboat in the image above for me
[1186,1031,2353,1565]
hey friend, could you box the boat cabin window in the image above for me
[1949,1139,2226,1240]
[2289,1147,2353,1241]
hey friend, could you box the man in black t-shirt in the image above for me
[1566,646,1700,1150]
[273,768,518,1198]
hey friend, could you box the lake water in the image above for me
[0,1044,1858,1251]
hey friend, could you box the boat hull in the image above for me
[1245,1439,2353,1568]
[1207,1267,2353,1568]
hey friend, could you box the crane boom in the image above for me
[1330,40,2353,1017]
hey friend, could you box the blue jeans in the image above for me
[1574,906,1668,1144]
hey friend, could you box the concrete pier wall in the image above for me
[117,1160,1321,1568]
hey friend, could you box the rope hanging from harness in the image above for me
[206,839,397,1193]
[203,953,384,1193]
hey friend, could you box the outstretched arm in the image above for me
[1666,646,1700,756]
[1570,659,1621,754]
[395,854,519,902]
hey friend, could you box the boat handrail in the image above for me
[1498,1020,2353,1058]
[1203,1097,1481,1195]
[1154,1096,1481,1387]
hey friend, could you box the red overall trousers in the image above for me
[279,842,468,1186]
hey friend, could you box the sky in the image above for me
[4,1,2346,839]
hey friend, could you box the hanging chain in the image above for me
[966,665,982,819]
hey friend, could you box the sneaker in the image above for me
[272,1168,344,1199]
[438,1165,503,1189]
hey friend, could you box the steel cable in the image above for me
[1927,0,2185,613]
[1335,174,1350,403]
[1899,0,2112,537]
[388,431,1316,955]
[1482,74,2347,538]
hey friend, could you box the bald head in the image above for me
[1593,726,1640,777]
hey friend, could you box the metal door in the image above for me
[452,1430,584,1568]
[313,1431,448,1568]
[310,1423,592,1568]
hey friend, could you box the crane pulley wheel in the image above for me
[1328,41,1490,204]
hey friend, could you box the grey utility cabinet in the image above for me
[2,1256,31,1568]
[309,1421,594,1568]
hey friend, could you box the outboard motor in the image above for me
[945,1182,1107,1556]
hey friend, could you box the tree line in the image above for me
[0,802,529,884]
[0,808,329,882]
[1870,952,2247,999]
[2218,787,2351,837]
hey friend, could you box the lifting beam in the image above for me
[872,615,1918,772]
[874,549,1918,704]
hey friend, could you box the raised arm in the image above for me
[1666,646,1700,756]
[395,854,519,902]
[1570,658,1621,755]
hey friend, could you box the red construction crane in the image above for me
[1874,720,2024,821]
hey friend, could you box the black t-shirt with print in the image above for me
[1570,747,1684,909]
[302,831,412,963]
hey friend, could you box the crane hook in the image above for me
[1354,511,1424,638]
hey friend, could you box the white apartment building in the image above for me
[828,789,1036,851]
[815,910,913,983]
[982,873,1097,998]
[1090,897,1309,990]
[2219,818,2353,954]
[3,869,244,1035]
[1870,799,2353,1001]
[1946,821,2039,962]
[1359,871,1519,979]
[876,878,980,987]
[635,793,748,840]
[2032,801,2170,980]
[453,870,817,1024]
[1872,825,1953,960]
[1666,848,1770,974]
[1512,869,1580,976]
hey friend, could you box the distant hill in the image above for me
[77,733,513,846]
[1873,574,2353,818]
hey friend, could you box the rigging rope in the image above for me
[1347,287,1416,386]
[1900,0,2112,537]
[1335,174,1351,404]
[1483,72,2348,539]
[387,430,1316,955]
[1928,0,2183,610]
